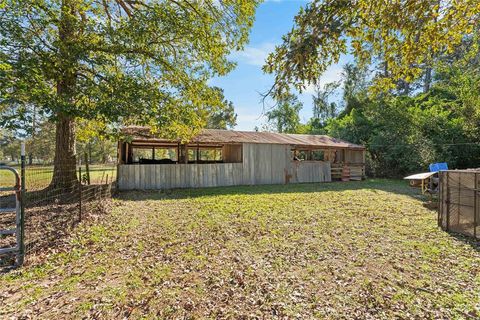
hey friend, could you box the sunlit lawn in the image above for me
[0,164,116,190]
[1,179,479,319]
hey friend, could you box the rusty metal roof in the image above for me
[122,126,365,150]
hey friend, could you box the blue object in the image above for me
[429,162,448,172]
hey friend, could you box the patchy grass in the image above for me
[1,179,479,319]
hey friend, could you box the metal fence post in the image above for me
[438,172,442,227]
[446,171,450,232]
[84,152,90,185]
[78,167,82,223]
[474,172,477,239]
[18,142,26,265]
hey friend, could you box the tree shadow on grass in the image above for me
[116,179,436,209]
[447,232,480,253]
[0,184,112,270]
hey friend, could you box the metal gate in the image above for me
[0,165,25,266]
[439,170,479,239]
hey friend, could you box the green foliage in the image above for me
[298,27,480,177]
[206,87,237,130]
[265,92,303,133]
[326,89,480,176]
[311,81,339,127]
[264,0,480,98]
[0,0,259,138]
[0,128,20,162]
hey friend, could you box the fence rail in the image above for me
[1,160,116,267]
[439,170,479,239]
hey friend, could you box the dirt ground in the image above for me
[1,180,479,319]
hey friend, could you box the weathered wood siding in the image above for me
[118,163,244,190]
[118,143,331,190]
[291,161,331,183]
[242,143,290,185]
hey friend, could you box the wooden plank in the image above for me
[325,162,332,182]
[117,165,123,188]
[117,165,123,189]
[153,165,159,189]
[242,143,251,185]
[181,164,187,188]
[142,165,148,189]
[117,165,124,189]
[128,165,135,190]
[194,164,199,188]
[174,164,181,188]
[210,164,216,187]
[166,165,173,189]
[158,165,165,189]
[232,163,240,186]
[149,165,155,189]
[215,163,223,186]
[134,165,140,189]
[204,164,210,187]
[225,163,232,186]
[185,165,192,188]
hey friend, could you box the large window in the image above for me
[292,149,325,161]
[132,148,153,163]
[312,150,324,161]
[131,146,178,163]
[155,148,177,161]
[127,144,236,164]
[188,147,222,162]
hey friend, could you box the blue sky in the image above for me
[210,0,352,131]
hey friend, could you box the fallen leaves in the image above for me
[0,180,479,319]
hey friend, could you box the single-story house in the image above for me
[117,126,365,190]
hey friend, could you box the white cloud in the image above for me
[302,64,344,95]
[234,106,266,131]
[230,42,277,67]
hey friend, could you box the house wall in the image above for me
[118,142,332,190]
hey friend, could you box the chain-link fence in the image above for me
[439,170,479,239]
[1,157,116,266]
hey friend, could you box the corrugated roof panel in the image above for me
[122,126,365,150]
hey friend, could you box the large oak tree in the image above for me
[0,0,258,188]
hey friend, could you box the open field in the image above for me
[1,180,479,319]
[0,164,116,190]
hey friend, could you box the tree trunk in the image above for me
[423,67,432,93]
[50,0,78,190]
[51,114,77,190]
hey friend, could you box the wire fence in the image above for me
[1,158,116,266]
[439,170,479,239]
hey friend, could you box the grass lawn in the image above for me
[1,179,479,319]
[0,164,116,190]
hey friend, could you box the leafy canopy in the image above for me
[263,0,480,97]
[0,0,259,139]
[265,92,303,134]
